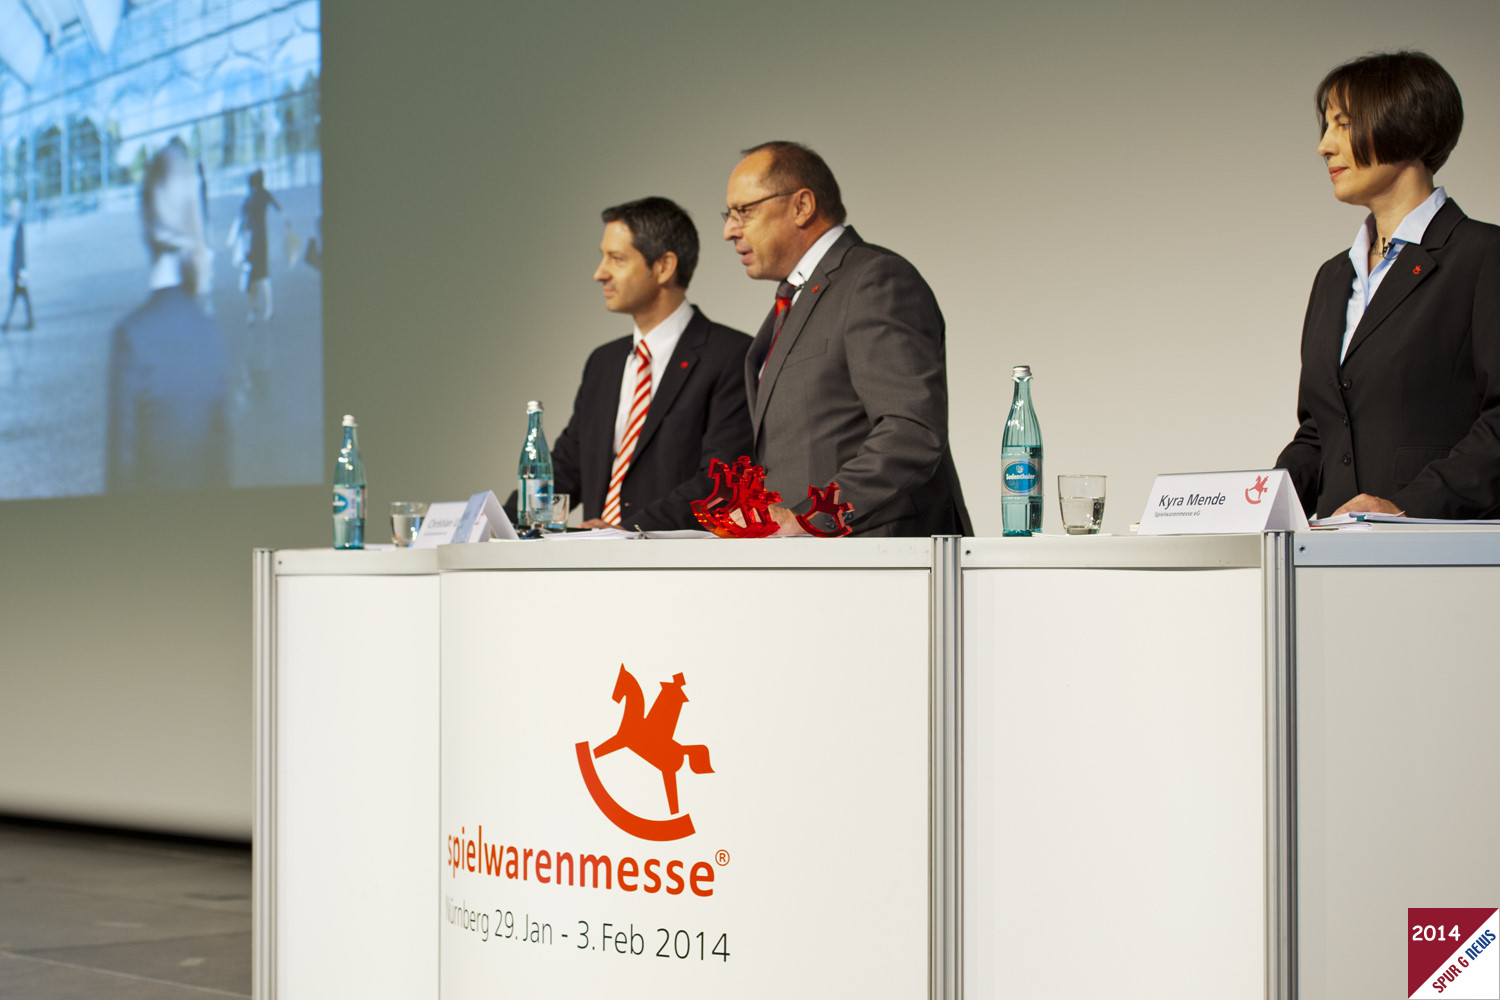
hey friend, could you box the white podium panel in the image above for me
[963,542,1266,999]
[260,536,1311,1000]
[271,562,440,1000]
[1295,561,1500,1000]
[439,566,930,1000]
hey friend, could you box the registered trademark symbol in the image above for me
[715,850,730,866]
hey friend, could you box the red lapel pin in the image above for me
[680,361,690,369]
[811,285,820,293]
[1413,265,1422,274]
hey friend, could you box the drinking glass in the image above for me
[527,492,570,533]
[390,501,428,546]
[1057,475,1106,535]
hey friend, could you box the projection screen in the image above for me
[0,0,323,499]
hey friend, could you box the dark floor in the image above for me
[0,819,251,998]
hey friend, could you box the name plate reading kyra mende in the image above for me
[1137,470,1308,535]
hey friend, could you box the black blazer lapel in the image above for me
[584,337,632,497]
[634,308,707,460]
[1343,200,1462,364]
[750,226,860,430]
[1343,247,1437,363]
[1313,256,1355,372]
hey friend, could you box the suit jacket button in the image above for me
[1341,453,1352,466]
[1341,416,1350,427]
[1340,378,1352,390]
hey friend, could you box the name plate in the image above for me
[454,490,518,543]
[412,493,520,547]
[1138,469,1307,535]
[411,501,471,548]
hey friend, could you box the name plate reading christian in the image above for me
[412,501,472,548]
[1138,469,1307,535]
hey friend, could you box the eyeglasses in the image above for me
[721,190,798,225]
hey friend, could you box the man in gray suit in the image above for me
[722,141,970,536]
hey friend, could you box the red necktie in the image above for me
[758,279,798,382]
[603,340,652,525]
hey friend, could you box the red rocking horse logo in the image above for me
[1245,474,1270,505]
[575,666,714,842]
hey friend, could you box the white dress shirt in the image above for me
[786,224,847,302]
[1341,187,1447,362]
[612,299,694,452]
[755,224,849,381]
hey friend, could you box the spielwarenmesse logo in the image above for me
[576,667,715,842]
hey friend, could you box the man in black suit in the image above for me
[550,197,753,529]
[722,141,970,536]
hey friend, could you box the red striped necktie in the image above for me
[758,279,798,382]
[602,340,653,525]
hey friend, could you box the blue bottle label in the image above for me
[333,486,364,519]
[1002,460,1040,496]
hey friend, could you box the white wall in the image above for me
[3,0,1498,837]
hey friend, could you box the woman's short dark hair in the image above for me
[741,141,847,226]
[1316,51,1463,172]
[601,196,699,290]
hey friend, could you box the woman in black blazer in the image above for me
[1276,51,1500,519]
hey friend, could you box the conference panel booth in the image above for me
[252,529,1500,999]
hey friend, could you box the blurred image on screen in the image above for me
[0,0,323,498]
